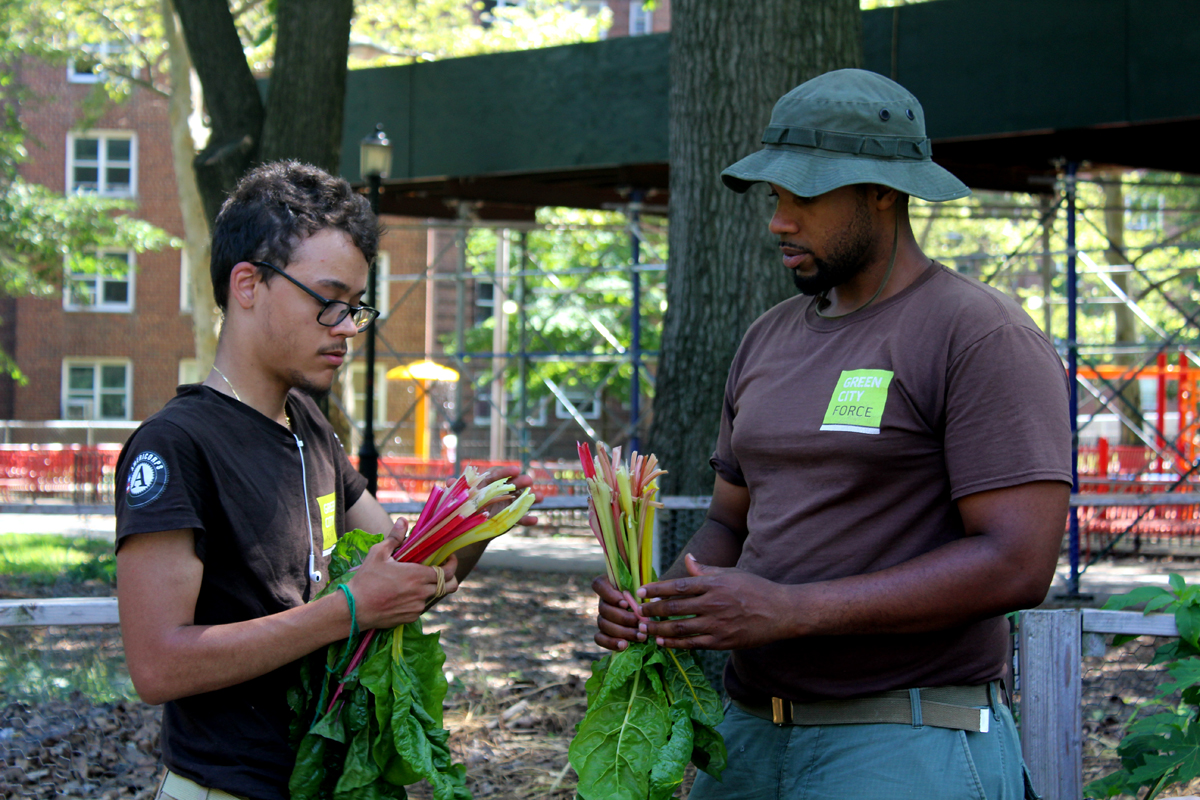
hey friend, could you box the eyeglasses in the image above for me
[251,261,379,332]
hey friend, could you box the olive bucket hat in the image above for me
[722,69,970,202]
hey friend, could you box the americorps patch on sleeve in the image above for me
[126,451,169,509]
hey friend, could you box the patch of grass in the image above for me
[0,534,114,586]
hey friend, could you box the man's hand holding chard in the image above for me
[636,554,793,651]
[593,575,651,651]
[347,518,459,629]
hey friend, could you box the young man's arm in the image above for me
[117,525,454,705]
[637,480,1068,650]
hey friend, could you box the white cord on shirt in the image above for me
[294,433,322,584]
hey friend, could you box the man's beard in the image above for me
[785,196,876,296]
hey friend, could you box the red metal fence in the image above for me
[0,446,582,506]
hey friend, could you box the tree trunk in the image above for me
[260,0,353,173]
[1104,175,1142,447]
[173,0,353,220]
[172,0,263,223]
[647,0,863,495]
[163,0,217,374]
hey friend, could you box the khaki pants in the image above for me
[154,770,250,800]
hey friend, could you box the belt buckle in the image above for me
[771,696,792,725]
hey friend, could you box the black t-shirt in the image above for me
[115,385,368,800]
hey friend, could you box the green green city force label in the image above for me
[820,369,894,435]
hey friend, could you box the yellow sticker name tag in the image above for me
[820,369,894,435]
[317,492,338,553]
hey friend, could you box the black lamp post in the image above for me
[359,123,392,495]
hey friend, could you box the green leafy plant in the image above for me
[1085,574,1200,800]
[568,442,726,800]
[288,470,534,799]
[287,528,470,800]
[570,639,727,800]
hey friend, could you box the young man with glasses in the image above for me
[114,161,532,800]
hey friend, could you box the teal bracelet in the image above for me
[338,583,359,643]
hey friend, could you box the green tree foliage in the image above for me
[351,0,610,66]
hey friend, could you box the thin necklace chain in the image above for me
[212,365,241,401]
[211,364,291,429]
[814,213,901,320]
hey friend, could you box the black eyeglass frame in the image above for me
[250,261,379,331]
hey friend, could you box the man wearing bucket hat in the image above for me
[594,69,1071,798]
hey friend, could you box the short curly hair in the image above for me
[210,161,380,310]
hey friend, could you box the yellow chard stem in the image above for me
[422,489,535,565]
[624,511,640,590]
[616,467,635,521]
[640,485,657,586]
[593,481,623,585]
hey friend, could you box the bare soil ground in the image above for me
[0,566,1184,800]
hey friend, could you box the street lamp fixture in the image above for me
[358,123,393,496]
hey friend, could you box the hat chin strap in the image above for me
[814,213,900,319]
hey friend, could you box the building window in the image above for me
[555,392,602,420]
[67,131,136,196]
[348,364,388,426]
[629,1,654,35]
[67,42,116,83]
[475,280,495,325]
[67,41,126,83]
[62,360,132,420]
[64,250,134,312]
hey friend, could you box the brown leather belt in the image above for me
[732,683,995,733]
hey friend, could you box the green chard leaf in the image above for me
[569,644,673,800]
[690,719,727,778]
[289,541,470,800]
[1177,606,1200,650]
[335,727,383,795]
[647,704,693,800]
[660,648,723,728]
[289,733,330,800]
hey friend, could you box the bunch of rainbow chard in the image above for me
[568,442,726,800]
[288,468,535,800]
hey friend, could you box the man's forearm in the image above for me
[121,589,353,705]
[778,533,1051,638]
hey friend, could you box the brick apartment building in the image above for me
[0,1,672,460]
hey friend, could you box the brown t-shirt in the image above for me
[710,262,1071,703]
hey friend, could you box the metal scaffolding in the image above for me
[330,202,667,488]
